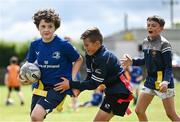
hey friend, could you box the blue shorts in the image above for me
[31,88,66,114]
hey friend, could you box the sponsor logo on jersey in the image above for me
[95,69,102,74]
[104,103,110,109]
[35,51,39,55]
[46,109,50,113]
[152,50,157,57]
[44,98,50,104]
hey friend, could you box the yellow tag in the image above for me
[33,88,47,97]
[157,71,163,81]
[155,81,161,89]
[56,96,67,112]
[155,71,163,90]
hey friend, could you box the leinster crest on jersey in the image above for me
[52,51,60,59]
[151,47,157,57]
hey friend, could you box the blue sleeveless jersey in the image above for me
[26,35,80,87]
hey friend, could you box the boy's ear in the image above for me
[95,40,101,45]
[159,27,164,32]
[161,26,164,30]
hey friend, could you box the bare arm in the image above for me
[72,55,83,80]
[71,55,83,96]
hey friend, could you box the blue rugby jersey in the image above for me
[26,35,80,87]
[130,66,143,84]
[70,45,130,95]
[132,35,174,89]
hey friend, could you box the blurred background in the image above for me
[0,0,180,121]
[0,0,180,82]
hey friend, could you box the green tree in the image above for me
[0,41,17,67]
[0,40,31,67]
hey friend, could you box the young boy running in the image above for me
[54,27,133,121]
[21,9,83,122]
[121,15,180,121]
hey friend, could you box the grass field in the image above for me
[0,82,180,122]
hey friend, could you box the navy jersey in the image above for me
[70,46,130,95]
[132,35,174,89]
[26,35,80,87]
[130,66,142,84]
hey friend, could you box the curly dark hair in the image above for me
[32,9,60,29]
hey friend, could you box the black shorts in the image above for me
[100,94,130,116]
[8,86,20,92]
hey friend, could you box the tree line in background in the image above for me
[0,39,85,68]
[0,40,31,68]
[0,38,85,85]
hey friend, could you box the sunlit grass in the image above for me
[0,82,180,122]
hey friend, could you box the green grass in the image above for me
[0,82,180,122]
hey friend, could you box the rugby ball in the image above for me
[20,62,41,84]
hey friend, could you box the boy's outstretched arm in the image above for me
[54,77,70,93]
[54,77,100,93]
[120,54,133,67]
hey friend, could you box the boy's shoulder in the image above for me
[31,36,68,45]
[96,47,117,63]
[142,38,149,45]
[55,36,73,46]
[142,36,171,47]
[96,46,110,57]
[31,38,42,45]
[160,36,172,52]
[160,36,170,44]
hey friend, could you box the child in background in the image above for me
[129,66,143,105]
[78,84,105,107]
[4,56,24,106]
[121,15,180,121]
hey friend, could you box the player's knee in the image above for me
[31,113,41,121]
[31,114,37,121]
[31,114,36,121]
[135,107,145,115]
[93,115,102,122]
[93,117,99,122]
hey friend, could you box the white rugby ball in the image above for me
[20,62,41,84]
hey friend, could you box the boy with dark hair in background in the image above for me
[122,15,180,121]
